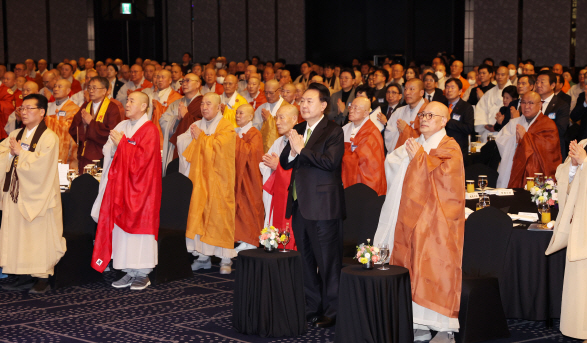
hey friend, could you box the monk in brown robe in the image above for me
[374,102,465,341]
[160,73,203,174]
[151,69,182,148]
[495,91,562,188]
[44,79,79,168]
[233,104,264,252]
[179,92,236,275]
[69,76,121,173]
[341,97,386,195]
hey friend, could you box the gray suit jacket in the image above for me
[328,87,356,126]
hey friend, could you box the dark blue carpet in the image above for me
[0,263,580,343]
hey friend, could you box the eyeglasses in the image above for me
[87,86,105,91]
[417,112,444,120]
[387,91,400,95]
[20,106,40,112]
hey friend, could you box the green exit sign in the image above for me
[121,3,132,14]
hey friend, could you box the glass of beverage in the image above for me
[539,202,551,228]
[84,165,94,175]
[478,175,488,195]
[534,173,544,187]
[478,194,490,210]
[378,243,390,270]
[92,160,101,169]
[526,177,535,190]
[67,169,77,189]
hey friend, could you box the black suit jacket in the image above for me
[425,88,448,106]
[112,79,125,100]
[543,94,570,159]
[556,91,572,107]
[280,117,346,221]
[570,92,587,141]
[445,99,475,155]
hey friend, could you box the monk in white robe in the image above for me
[253,80,287,152]
[474,66,512,142]
[91,92,162,290]
[259,104,299,227]
[0,94,66,293]
[374,102,465,342]
[546,139,587,340]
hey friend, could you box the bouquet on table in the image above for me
[355,239,380,265]
[259,226,281,250]
[529,176,558,206]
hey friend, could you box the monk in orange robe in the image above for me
[374,102,465,340]
[495,91,562,188]
[233,104,264,251]
[150,70,182,148]
[341,97,386,195]
[44,79,79,168]
[180,92,236,275]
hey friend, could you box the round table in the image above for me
[466,189,566,321]
[233,248,306,337]
[335,265,413,343]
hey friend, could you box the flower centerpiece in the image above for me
[529,176,558,206]
[259,226,280,252]
[354,239,380,269]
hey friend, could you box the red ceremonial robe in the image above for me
[508,113,562,188]
[69,79,82,98]
[262,164,297,250]
[0,84,15,139]
[249,92,267,110]
[12,89,23,108]
[91,121,162,272]
[342,119,387,195]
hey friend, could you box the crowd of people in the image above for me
[0,52,586,342]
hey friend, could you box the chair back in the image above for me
[160,173,193,231]
[342,183,378,257]
[479,140,501,171]
[166,158,179,175]
[64,174,100,235]
[462,206,513,278]
[465,163,499,188]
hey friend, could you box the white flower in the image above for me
[552,192,558,201]
[547,180,555,186]
[530,187,537,195]
[547,221,555,229]
[365,253,371,259]
[270,232,275,239]
[270,240,275,246]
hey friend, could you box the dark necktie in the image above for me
[428,94,432,102]
[386,106,393,120]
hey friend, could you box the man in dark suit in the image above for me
[536,70,570,159]
[423,72,448,106]
[444,78,475,156]
[554,74,571,107]
[280,83,345,328]
[327,68,356,126]
[570,92,587,142]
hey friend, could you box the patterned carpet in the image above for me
[0,262,581,343]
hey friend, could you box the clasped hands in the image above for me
[569,140,587,166]
[109,130,123,146]
[262,152,279,170]
[515,124,526,143]
[189,123,203,140]
[9,137,22,156]
[287,129,305,157]
[405,137,422,161]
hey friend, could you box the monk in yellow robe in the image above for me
[179,92,237,275]
[44,79,80,169]
[150,69,182,148]
[374,102,465,341]
[220,75,248,127]
[341,97,386,195]
[0,94,66,294]
[233,104,264,252]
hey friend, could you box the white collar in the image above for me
[418,128,446,153]
[223,92,238,108]
[236,122,253,137]
[351,116,370,133]
[156,87,172,103]
[306,115,324,133]
[131,78,145,88]
[542,93,555,104]
[25,124,39,139]
[205,82,216,90]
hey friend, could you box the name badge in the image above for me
[127,139,136,145]
[348,102,352,107]
[351,144,358,152]
[58,111,66,117]
[452,114,461,121]
[378,98,384,103]
[548,113,556,120]
[21,143,30,151]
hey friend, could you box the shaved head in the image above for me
[405,77,424,90]
[126,91,150,120]
[275,104,299,135]
[420,101,449,139]
[235,103,254,127]
[22,81,39,97]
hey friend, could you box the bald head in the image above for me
[3,71,16,88]
[201,92,222,120]
[265,79,281,103]
[420,102,449,139]
[275,104,299,135]
[22,81,38,97]
[348,97,371,124]
[126,91,150,120]
[281,83,296,103]
[156,69,172,90]
[553,64,563,75]
[521,91,542,119]
[53,79,72,100]
[235,103,254,127]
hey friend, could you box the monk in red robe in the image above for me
[495,91,562,188]
[232,104,264,251]
[244,76,267,110]
[151,70,182,148]
[0,79,16,139]
[341,97,386,195]
[91,92,161,291]
[69,76,121,173]
[374,102,465,341]
[260,104,300,250]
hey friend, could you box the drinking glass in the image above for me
[526,177,535,190]
[67,169,77,189]
[534,173,544,187]
[378,243,390,270]
[478,194,490,209]
[92,160,101,169]
[279,227,290,252]
[478,175,488,195]
[538,202,551,228]
[466,180,475,193]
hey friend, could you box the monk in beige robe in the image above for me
[0,94,66,294]
[233,104,264,252]
[178,92,236,274]
[374,102,465,342]
[44,79,80,169]
[546,139,587,340]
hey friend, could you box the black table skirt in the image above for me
[335,265,413,343]
[233,248,306,337]
[466,189,566,321]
